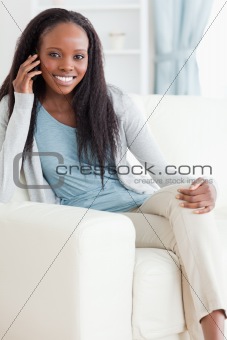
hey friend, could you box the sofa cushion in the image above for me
[132,249,186,339]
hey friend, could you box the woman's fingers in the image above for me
[19,54,40,71]
[176,193,206,203]
[177,199,212,209]
[189,177,205,190]
[177,181,214,199]
[21,54,38,68]
[19,59,40,75]
[175,177,217,214]
[193,205,214,214]
[13,54,42,93]
[180,202,214,214]
[24,69,42,80]
[176,194,214,213]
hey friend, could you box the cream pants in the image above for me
[122,184,226,340]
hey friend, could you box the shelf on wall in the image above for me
[104,49,141,55]
[37,4,140,12]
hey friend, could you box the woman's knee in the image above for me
[138,184,188,216]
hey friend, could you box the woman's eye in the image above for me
[48,53,84,60]
[49,52,60,58]
[74,55,84,60]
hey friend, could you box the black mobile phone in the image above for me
[30,50,40,80]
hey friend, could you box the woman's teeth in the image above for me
[54,76,74,82]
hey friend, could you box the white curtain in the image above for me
[197,0,227,97]
[152,0,214,95]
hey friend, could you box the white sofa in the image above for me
[0,94,226,340]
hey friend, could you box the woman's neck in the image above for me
[40,86,74,111]
[40,90,76,128]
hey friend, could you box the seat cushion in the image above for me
[132,248,186,339]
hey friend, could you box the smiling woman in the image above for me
[38,23,89,100]
[36,22,89,127]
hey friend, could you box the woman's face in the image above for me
[38,22,89,97]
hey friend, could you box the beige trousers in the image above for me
[121,184,226,340]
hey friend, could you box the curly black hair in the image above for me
[0,8,120,186]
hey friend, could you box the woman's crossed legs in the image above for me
[122,184,226,340]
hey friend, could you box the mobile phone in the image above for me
[30,50,40,80]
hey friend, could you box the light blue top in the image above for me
[34,103,151,212]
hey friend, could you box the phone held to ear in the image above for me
[30,50,40,81]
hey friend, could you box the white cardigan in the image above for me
[0,87,198,204]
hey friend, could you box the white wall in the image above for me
[0,0,32,84]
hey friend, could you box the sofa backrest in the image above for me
[129,94,227,209]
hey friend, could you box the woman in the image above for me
[0,8,226,339]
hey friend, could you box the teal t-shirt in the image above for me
[34,103,151,212]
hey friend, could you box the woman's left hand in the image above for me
[176,177,217,214]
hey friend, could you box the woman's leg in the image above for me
[123,210,205,339]
[122,184,226,339]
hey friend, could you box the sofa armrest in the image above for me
[0,202,135,340]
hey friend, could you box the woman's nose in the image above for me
[59,58,74,71]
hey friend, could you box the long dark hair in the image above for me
[0,8,120,186]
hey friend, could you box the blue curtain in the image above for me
[152,0,214,95]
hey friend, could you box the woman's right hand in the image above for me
[12,54,42,94]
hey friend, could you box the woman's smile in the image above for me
[53,75,77,85]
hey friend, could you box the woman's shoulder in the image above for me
[107,84,134,117]
[14,92,34,108]
[0,94,10,122]
[0,94,9,106]
[0,92,34,125]
[0,92,34,107]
